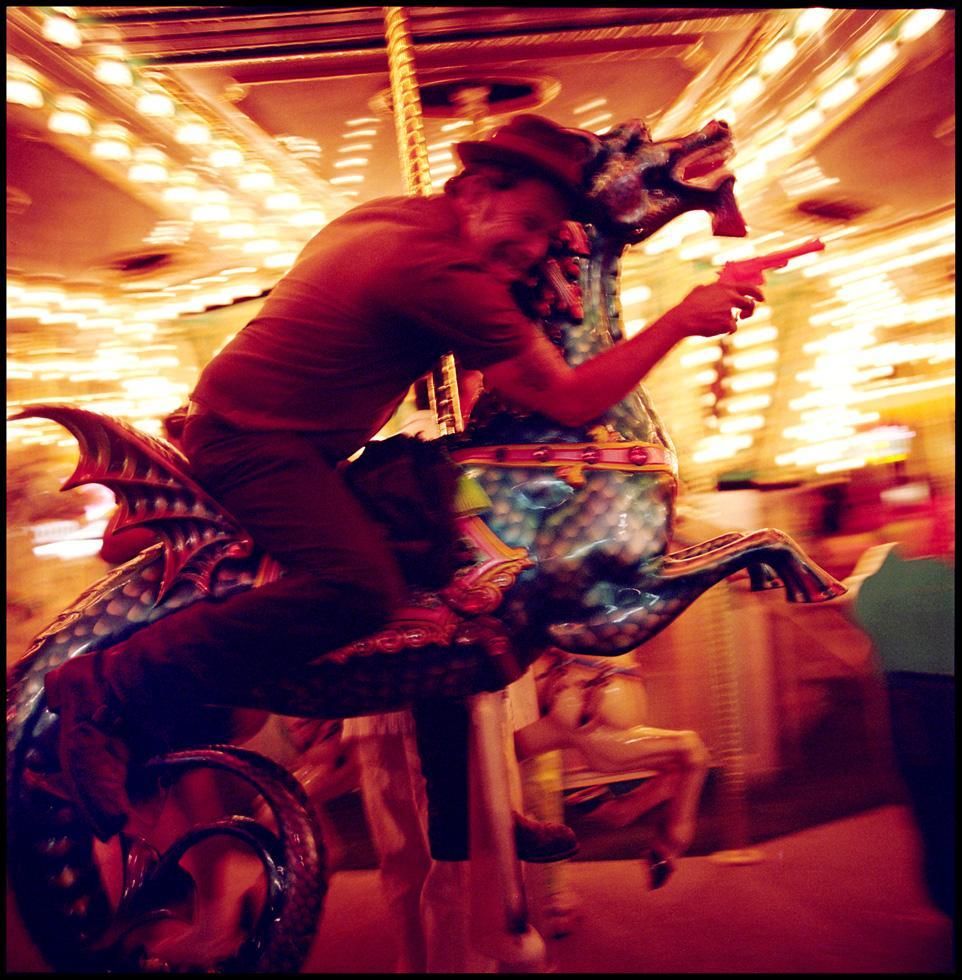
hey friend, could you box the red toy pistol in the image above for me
[718,238,825,286]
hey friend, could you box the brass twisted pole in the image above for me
[383,6,462,435]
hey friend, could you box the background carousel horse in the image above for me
[6,116,845,972]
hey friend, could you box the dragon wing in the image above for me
[10,404,255,602]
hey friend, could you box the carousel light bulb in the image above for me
[128,146,169,183]
[262,252,298,269]
[48,94,92,136]
[209,143,245,168]
[794,8,831,37]
[243,238,283,254]
[175,120,212,145]
[91,122,133,160]
[899,9,944,43]
[818,76,858,112]
[729,75,765,107]
[580,112,614,130]
[289,209,328,227]
[42,12,83,48]
[760,39,797,77]
[265,191,302,210]
[93,48,133,86]
[191,203,232,223]
[217,222,256,239]
[136,88,175,118]
[238,169,275,191]
[162,172,200,203]
[787,108,825,138]
[757,134,794,162]
[7,60,45,108]
[856,41,897,79]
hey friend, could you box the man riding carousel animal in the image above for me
[38,114,764,859]
[11,113,846,971]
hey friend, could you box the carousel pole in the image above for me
[383,6,463,436]
[382,9,545,970]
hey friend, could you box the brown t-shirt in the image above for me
[191,194,535,459]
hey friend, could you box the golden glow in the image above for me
[620,285,652,306]
[724,393,772,414]
[573,97,608,115]
[726,371,777,393]
[265,191,302,210]
[726,348,777,371]
[794,8,832,37]
[7,59,45,107]
[91,122,133,160]
[48,95,92,136]
[128,146,169,183]
[136,89,176,117]
[718,414,765,434]
[856,41,897,79]
[93,51,134,87]
[234,168,273,193]
[41,12,82,48]
[289,209,328,227]
[680,345,722,369]
[899,9,945,43]
[5,6,954,505]
[209,143,245,168]
[818,76,858,112]
[190,203,231,224]
[693,433,753,464]
[729,325,777,349]
[730,76,765,107]
[162,172,201,202]
[760,39,797,77]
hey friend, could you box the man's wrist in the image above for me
[644,307,689,347]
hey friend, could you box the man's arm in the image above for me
[482,281,762,428]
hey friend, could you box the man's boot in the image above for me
[44,649,135,841]
[513,810,578,863]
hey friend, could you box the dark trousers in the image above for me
[108,410,407,709]
[104,409,471,857]
[886,671,955,921]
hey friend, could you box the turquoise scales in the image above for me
[7,116,846,973]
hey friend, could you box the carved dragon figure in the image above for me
[6,117,845,972]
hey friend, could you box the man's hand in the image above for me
[483,280,765,428]
[665,281,764,339]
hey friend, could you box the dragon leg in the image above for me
[547,527,845,655]
[666,532,781,592]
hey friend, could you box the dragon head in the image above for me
[583,118,748,244]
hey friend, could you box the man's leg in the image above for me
[46,415,406,838]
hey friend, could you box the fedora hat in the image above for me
[455,114,599,212]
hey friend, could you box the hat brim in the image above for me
[455,140,590,215]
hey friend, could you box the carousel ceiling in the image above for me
[6,6,956,474]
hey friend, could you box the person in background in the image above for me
[851,547,954,925]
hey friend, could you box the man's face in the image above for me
[459,177,569,285]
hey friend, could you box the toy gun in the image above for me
[718,238,825,286]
